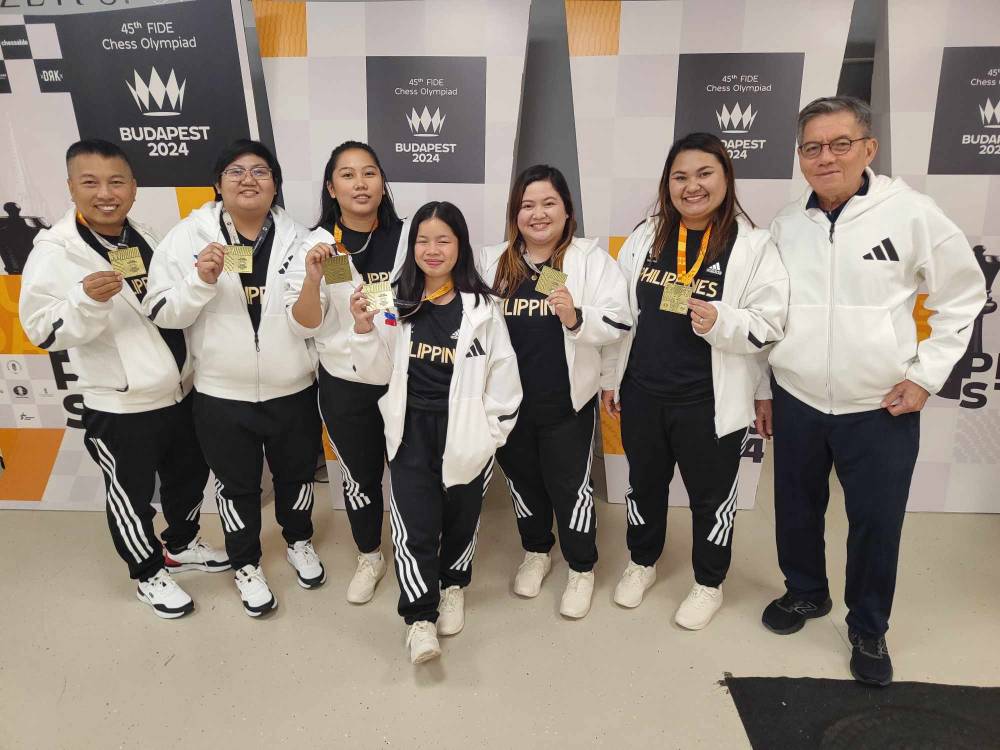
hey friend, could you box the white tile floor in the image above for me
[1,450,997,749]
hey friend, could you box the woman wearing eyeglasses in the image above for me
[478,164,631,619]
[285,141,407,605]
[146,139,323,618]
[600,132,788,630]
[349,201,521,664]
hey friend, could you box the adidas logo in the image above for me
[705,262,722,276]
[862,237,900,262]
[450,329,460,340]
[465,338,485,358]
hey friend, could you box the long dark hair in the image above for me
[212,139,282,205]
[650,132,752,264]
[394,201,493,317]
[312,140,400,230]
[493,164,578,298]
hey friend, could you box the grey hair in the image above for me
[796,96,873,144]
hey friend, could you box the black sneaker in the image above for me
[761,592,833,634]
[849,630,893,687]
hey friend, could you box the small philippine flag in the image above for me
[383,312,398,327]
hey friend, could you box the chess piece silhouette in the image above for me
[0,202,50,275]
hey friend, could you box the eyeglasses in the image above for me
[221,166,273,181]
[797,137,869,159]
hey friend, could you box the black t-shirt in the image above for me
[77,219,187,373]
[223,216,274,335]
[406,294,462,411]
[625,224,733,403]
[326,219,403,286]
[500,269,572,412]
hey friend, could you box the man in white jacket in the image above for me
[19,140,228,619]
[757,97,985,686]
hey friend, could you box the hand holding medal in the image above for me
[304,242,335,284]
[195,243,226,285]
[82,271,123,302]
[349,283,377,334]
[688,297,718,334]
[546,284,578,329]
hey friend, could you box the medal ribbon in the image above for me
[221,210,274,256]
[332,220,378,256]
[77,211,129,251]
[423,279,454,303]
[676,223,712,286]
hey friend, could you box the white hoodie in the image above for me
[768,169,986,414]
[350,292,522,487]
[601,215,789,438]
[477,237,633,412]
[283,219,409,382]
[19,208,191,413]
[144,202,316,403]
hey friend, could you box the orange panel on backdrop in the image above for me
[322,424,337,461]
[0,428,65,501]
[252,0,308,57]
[0,276,45,355]
[913,293,933,342]
[566,0,621,57]
[608,236,626,260]
[600,408,624,456]
[175,187,217,219]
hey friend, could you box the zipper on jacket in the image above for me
[826,222,836,413]
[254,331,261,402]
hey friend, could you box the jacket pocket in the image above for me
[767,304,828,398]
[830,306,906,405]
[257,312,316,388]
[75,339,129,393]
[446,397,493,483]
[194,310,258,388]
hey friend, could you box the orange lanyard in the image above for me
[332,220,378,255]
[424,279,454,303]
[677,223,712,286]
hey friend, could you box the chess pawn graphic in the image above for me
[937,245,999,400]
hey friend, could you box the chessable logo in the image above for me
[980,98,1000,128]
[716,103,757,134]
[126,68,186,117]
[406,107,446,137]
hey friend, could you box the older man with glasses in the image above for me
[754,96,985,686]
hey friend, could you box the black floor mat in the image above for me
[725,675,1000,749]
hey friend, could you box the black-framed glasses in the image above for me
[797,137,869,159]
[221,166,273,181]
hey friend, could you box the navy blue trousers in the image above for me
[772,384,919,637]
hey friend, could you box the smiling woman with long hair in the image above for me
[479,164,631,619]
[600,132,788,630]
[349,201,521,665]
[284,140,406,605]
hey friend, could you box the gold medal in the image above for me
[535,265,568,296]
[107,246,146,278]
[659,223,712,314]
[362,280,395,312]
[659,282,694,314]
[322,254,352,284]
[223,245,253,274]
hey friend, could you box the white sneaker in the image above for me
[347,552,387,604]
[437,585,465,636]
[559,570,594,619]
[513,551,552,598]
[674,583,723,630]
[286,540,326,589]
[164,537,230,574]
[406,620,442,664]
[613,561,657,608]
[234,564,277,617]
[136,569,194,619]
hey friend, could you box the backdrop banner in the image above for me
[565,0,855,507]
[251,0,530,508]
[0,0,263,509]
[871,0,1000,512]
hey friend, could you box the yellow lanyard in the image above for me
[332,220,378,255]
[424,279,454,303]
[676,223,712,286]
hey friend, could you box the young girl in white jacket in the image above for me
[284,141,408,605]
[479,164,631,619]
[600,132,788,630]
[145,140,323,618]
[349,201,521,664]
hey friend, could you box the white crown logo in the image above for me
[716,103,757,134]
[127,67,185,117]
[406,106,446,137]
[980,98,1000,129]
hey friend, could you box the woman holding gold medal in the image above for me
[349,201,521,664]
[146,139,323,618]
[285,141,408,605]
[478,165,631,619]
[600,133,788,630]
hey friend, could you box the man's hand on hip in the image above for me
[881,379,929,416]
